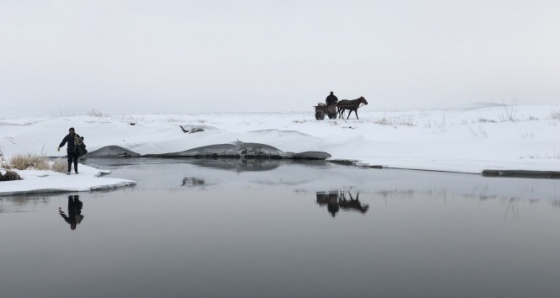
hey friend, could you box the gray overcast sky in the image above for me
[1,0,559,116]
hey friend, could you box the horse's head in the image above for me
[360,96,368,105]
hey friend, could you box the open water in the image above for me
[1,158,560,298]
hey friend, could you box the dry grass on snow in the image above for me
[0,148,68,174]
[9,153,50,170]
[51,158,67,173]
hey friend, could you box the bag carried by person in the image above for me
[74,135,88,157]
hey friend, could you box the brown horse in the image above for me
[337,96,368,119]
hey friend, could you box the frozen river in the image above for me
[1,159,560,297]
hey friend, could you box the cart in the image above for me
[313,104,337,120]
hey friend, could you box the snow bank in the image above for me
[0,164,136,196]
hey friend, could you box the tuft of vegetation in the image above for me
[375,115,391,126]
[1,147,69,174]
[0,170,21,181]
[552,110,560,120]
[375,114,416,128]
[1,148,68,173]
[0,148,10,169]
[8,153,50,170]
[433,116,447,133]
[51,158,67,173]
[500,99,518,122]
[478,118,496,123]
[469,125,488,139]
[87,109,105,117]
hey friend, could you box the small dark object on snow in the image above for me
[0,170,21,181]
[180,125,204,134]
[482,170,560,179]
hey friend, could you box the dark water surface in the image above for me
[1,159,560,298]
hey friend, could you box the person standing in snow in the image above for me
[325,91,338,105]
[57,127,82,175]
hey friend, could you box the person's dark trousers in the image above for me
[67,152,79,173]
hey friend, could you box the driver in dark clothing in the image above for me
[326,91,338,105]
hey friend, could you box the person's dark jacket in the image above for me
[59,134,81,153]
[326,94,338,105]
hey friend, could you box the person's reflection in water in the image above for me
[59,195,84,230]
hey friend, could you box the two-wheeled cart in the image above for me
[313,104,337,120]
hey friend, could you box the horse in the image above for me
[336,96,368,119]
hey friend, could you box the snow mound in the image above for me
[140,140,331,160]
[86,145,141,157]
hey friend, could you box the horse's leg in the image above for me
[346,109,351,119]
[355,109,359,120]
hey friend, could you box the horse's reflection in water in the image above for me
[316,191,369,217]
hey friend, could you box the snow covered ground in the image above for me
[1,105,559,195]
[0,165,136,196]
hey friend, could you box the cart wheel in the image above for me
[328,113,337,119]
[315,110,325,120]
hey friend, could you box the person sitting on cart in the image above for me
[325,91,338,106]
